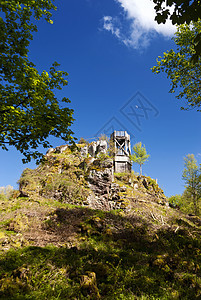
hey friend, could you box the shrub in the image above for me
[169,195,183,209]
[0,185,14,199]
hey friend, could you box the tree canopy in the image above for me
[152,21,201,111]
[152,0,201,61]
[153,0,201,25]
[0,0,74,163]
[130,142,149,176]
[182,154,201,215]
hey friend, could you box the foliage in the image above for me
[107,138,117,158]
[153,0,201,25]
[0,0,74,163]
[114,172,131,183]
[98,134,109,142]
[130,142,150,175]
[168,194,183,209]
[152,21,201,111]
[0,147,201,299]
[181,190,201,216]
[18,148,90,205]
[152,0,201,61]
[78,138,89,145]
[182,154,201,215]
[1,143,201,298]
[0,185,13,199]
[97,152,110,162]
[169,155,201,216]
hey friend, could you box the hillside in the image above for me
[0,144,201,299]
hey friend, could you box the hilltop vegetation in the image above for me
[0,144,201,299]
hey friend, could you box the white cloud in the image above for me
[102,0,176,49]
[103,16,121,39]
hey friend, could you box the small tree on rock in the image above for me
[130,142,149,176]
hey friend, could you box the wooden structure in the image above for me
[110,130,132,173]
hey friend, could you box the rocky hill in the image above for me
[0,144,201,299]
[19,143,167,210]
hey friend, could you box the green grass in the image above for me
[0,148,200,299]
[0,206,201,299]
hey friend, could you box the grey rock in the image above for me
[88,142,97,157]
[55,145,68,154]
[133,183,139,190]
[80,145,88,157]
[96,140,108,156]
[46,148,55,155]
[88,140,108,158]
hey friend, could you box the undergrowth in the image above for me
[0,199,201,299]
[0,148,200,299]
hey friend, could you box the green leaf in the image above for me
[0,0,75,163]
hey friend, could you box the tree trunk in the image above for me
[140,164,142,176]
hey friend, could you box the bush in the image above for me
[168,195,183,209]
[0,185,14,199]
[78,137,89,145]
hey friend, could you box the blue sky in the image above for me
[1,0,201,197]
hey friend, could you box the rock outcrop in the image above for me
[79,140,108,158]
[19,143,168,211]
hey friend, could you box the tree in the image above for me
[153,0,201,25]
[152,0,201,61]
[130,142,149,176]
[0,0,74,163]
[182,154,201,215]
[152,21,201,111]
